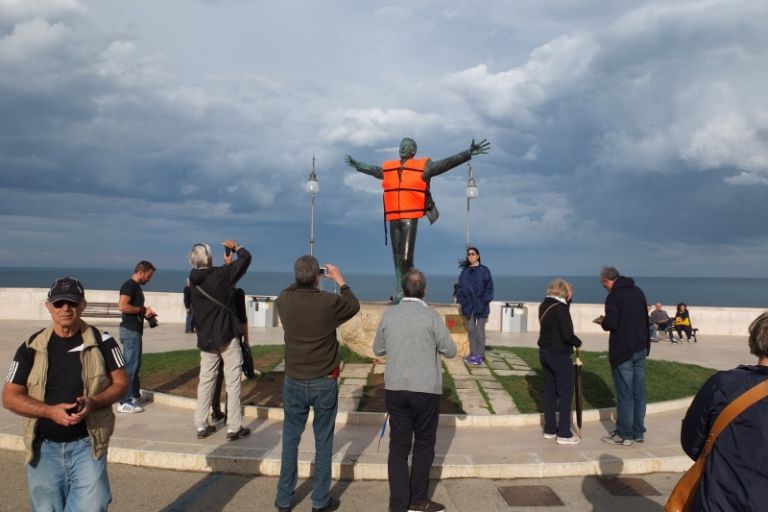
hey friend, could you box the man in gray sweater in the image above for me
[373,269,457,512]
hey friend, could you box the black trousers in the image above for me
[389,219,418,300]
[385,389,440,512]
[539,349,574,438]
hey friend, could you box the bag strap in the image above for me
[191,284,236,315]
[539,303,559,324]
[701,378,768,457]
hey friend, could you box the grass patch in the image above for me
[490,346,716,414]
[339,343,375,364]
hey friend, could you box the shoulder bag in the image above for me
[665,378,768,512]
[191,285,256,378]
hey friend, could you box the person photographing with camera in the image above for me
[188,240,252,442]
[274,256,360,512]
[117,260,156,414]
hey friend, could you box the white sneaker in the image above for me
[117,402,144,414]
[542,432,556,439]
[556,434,582,445]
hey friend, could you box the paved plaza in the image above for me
[0,319,758,510]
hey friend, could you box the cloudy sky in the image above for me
[1,0,767,278]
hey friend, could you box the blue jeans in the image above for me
[119,327,142,404]
[276,376,338,510]
[611,349,647,440]
[27,437,111,512]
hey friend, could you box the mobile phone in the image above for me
[319,266,327,276]
[225,247,232,257]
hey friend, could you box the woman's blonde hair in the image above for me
[546,278,570,299]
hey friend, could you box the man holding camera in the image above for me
[117,260,156,414]
[3,278,128,511]
[188,240,252,441]
[274,256,360,512]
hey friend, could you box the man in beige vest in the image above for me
[3,278,128,511]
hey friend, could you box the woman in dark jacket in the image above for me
[456,246,494,365]
[680,312,768,510]
[538,278,582,445]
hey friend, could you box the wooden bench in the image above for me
[82,302,122,318]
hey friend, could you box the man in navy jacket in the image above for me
[597,266,650,446]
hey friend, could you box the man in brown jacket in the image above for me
[274,255,359,512]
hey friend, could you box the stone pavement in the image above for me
[0,318,757,486]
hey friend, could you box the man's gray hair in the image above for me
[402,268,426,299]
[599,266,620,281]
[189,244,211,269]
[294,255,320,286]
[748,312,768,358]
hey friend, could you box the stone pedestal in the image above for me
[338,301,470,360]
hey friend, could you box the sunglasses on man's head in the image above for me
[51,300,80,309]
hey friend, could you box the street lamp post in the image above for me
[465,162,479,248]
[305,155,319,256]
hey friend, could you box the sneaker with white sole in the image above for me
[542,432,556,439]
[556,433,582,445]
[117,402,144,414]
[602,431,632,446]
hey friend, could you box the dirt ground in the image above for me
[141,355,463,413]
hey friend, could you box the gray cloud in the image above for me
[0,0,766,278]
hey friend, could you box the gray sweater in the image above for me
[373,298,457,395]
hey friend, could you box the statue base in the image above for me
[338,301,470,360]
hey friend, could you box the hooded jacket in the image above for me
[681,365,768,511]
[600,276,650,367]
[189,247,252,351]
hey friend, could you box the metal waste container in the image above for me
[501,303,527,333]
[247,296,276,327]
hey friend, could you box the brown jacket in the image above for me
[275,284,360,380]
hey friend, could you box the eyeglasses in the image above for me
[467,252,478,256]
[51,300,80,309]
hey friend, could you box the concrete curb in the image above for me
[145,390,693,427]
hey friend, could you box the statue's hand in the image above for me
[344,155,358,168]
[469,138,490,156]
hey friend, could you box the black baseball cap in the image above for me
[47,277,85,304]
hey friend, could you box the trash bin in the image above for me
[247,296,275,327]
[501,303,528,333]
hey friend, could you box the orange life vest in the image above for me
[381,158,429,221]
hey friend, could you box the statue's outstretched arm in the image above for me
[345,155,383,179]
[425,138,491,179]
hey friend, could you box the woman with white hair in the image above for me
[538,278,582,445]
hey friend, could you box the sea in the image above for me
[1,267,766,308]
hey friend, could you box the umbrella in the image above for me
[574,348,583,436]
[377,413,390,451]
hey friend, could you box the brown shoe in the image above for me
[408,500,446,512]
[196,425,216,439]
[226,426,251,441]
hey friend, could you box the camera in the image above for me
[319,266,327,276]
[225,247,232,257]
[145,314,159,328]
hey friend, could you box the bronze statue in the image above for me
[345,137,490,301]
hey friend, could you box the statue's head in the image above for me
[399,138,417,159]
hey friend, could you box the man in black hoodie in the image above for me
[597,266,650,446]
[188,240,251,441]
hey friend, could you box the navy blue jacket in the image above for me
[457,264,494,318]
[537,297,582,354]
[600,276,649,367]
[681,365,768,511]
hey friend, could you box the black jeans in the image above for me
[539,349,575,437]
[385,389,440,512]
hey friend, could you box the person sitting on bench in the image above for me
[674,303,695,342]
[650,303,675,343]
